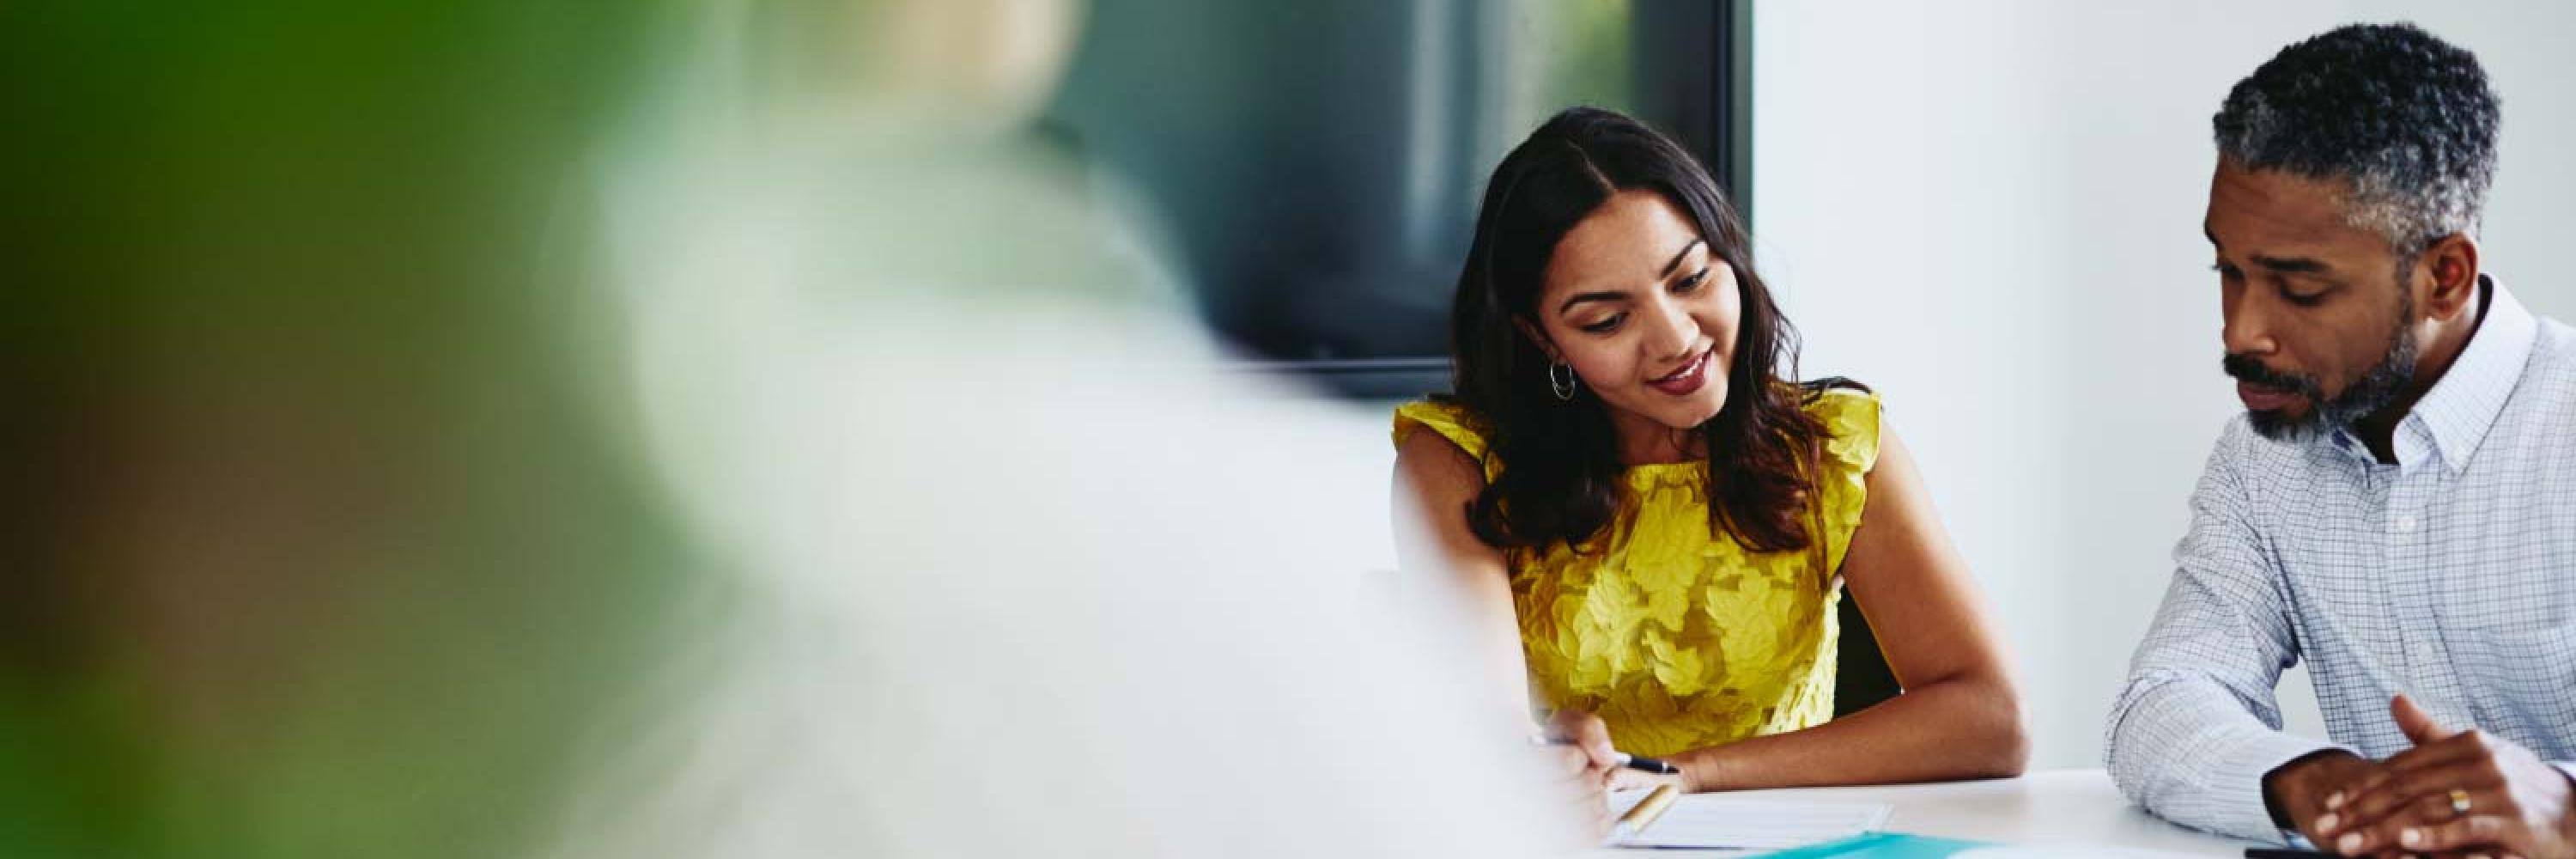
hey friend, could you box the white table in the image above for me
[1710,768,2257,856]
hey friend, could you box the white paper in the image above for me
[1606,789,1893,853]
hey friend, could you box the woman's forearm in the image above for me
[1674,673,2027,792]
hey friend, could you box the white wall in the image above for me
[1753,0,2576,768]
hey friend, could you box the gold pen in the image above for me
[1611,783,1680,842]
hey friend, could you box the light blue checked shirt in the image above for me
[2106,280,2576,841]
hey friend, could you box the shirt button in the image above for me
[2393,515,2420,533]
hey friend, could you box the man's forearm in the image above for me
[2108,672,2342,841]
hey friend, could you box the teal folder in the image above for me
[1752,832,1996,857]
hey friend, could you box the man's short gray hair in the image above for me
[2215,22,2500,258]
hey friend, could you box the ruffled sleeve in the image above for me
[1392,400,1498,482]
[1807,388,1883,577]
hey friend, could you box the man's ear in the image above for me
[2415,233,2482,323]
[1513,317,1561,363]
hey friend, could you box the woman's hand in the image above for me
[1545,709,1622,773]
[1538,738,1614,840]
[1549,708,1698,793]
[1540,709,1622,838]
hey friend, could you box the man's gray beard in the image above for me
[2247,323,2421,443]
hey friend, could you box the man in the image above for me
[2106,21,2576,858]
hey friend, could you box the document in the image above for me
[1606,788,1895,853]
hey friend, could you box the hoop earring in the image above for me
[1548,361,1579,401]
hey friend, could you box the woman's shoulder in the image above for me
[1800,383,1883,474]
[1801,382,1879,419]
[1391,399,1492,462]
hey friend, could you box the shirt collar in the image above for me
[2360,276,2537,473]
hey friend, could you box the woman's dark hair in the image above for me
[1448,106,1852,554]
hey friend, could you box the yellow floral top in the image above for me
[1392,389,1881,758]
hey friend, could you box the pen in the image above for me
[1608,751,1682,775]
[1531,736,1684,775]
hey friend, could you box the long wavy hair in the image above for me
[1448,107,1854,555]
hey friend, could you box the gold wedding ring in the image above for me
[2450,788,2474,816]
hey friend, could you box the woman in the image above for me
[1393,107,2026,806]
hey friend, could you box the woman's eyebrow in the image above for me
[1661,239,1706,278]
[1558,290,1628,314]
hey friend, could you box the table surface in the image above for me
[1701,768,2259,856]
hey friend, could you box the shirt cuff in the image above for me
[2213,733,2348,842]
